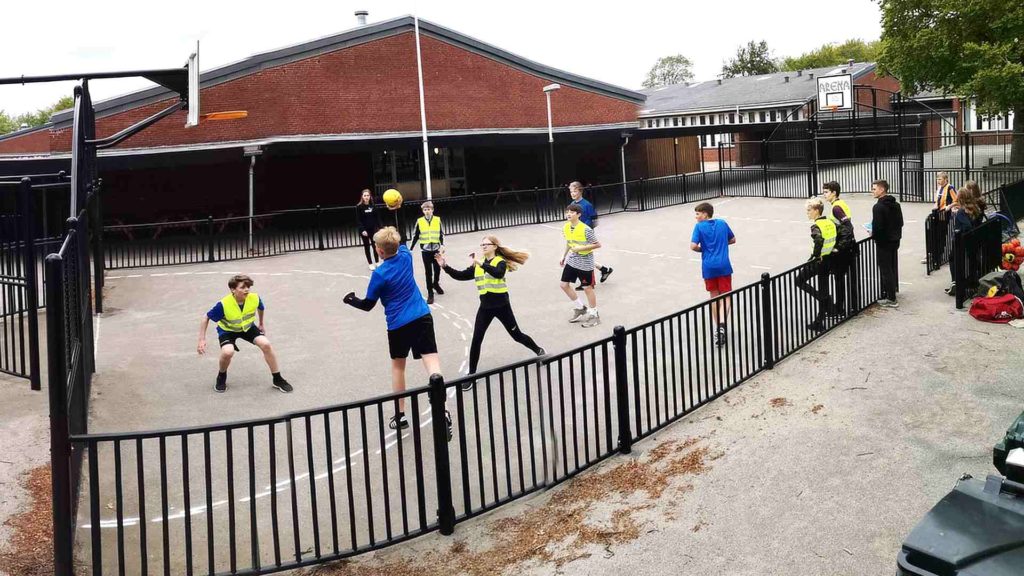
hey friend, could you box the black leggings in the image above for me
[361,233,379,265]
[421,250,441,294]
[469,304,541,374]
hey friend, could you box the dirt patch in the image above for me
[810,404,825,414]
[769,397,792,408]
[0,465,53,576]
[311,437,713,576]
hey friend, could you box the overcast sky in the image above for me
[0,0,883,118]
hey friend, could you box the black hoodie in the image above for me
[871,195,904,243]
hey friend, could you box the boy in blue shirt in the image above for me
[569,182,613,288]
[344,226,450,437]
[690,202,737,347]
[198,274,292,393]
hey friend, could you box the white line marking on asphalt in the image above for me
[151,273,168,277]
[193,271,218,275]
[899,281,913,285]
[126,275,142,278]
[750,265,772,270]
[107,276,124,279]
[269,273,290,276]
[172,272,191,276]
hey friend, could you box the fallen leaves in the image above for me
[0,465,53,576]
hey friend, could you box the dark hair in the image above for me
[695,202,714,217]
[228,274,253,290]
[823,181,841,195]
[872,179,889,193]
[565,203,583,215]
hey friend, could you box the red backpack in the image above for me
[969,294,1024,323]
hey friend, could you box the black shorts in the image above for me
[561,265,594,286]
[387,314,438,360]
[218,324,264,348]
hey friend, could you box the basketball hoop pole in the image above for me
[414,15,433,200]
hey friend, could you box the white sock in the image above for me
[576,297,586,308]
[588,307,598,315]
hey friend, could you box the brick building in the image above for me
[0,16,644,223]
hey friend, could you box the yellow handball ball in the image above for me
[382,189,403,209]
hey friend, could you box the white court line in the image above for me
[750,265,772,270]
[151,273,168,277]
[172,272,192,276]
[126,275,142,278]
[107,276,124,279]
[193,271,218,275]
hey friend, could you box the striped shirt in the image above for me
[565,224,598,271]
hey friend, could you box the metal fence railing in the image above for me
[953,217,1003,309]
[925,180,1022,275]
[57,233,888,575]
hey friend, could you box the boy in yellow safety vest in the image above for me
[198,274,291,393]
[410,201,445,304]
[795,198,839,332]
[559,203,602,328]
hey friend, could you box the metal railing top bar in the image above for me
[625,280,762,334]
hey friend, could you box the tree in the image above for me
[642,55,695,89]
[0,95,75,135]
[878,0,1024,165]
[721,40,779,79]
[781,39,881,71]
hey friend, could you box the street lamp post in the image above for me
[543,83,561,189]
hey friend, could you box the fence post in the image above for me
[760,272,775,369]
[315,205,325,251]
[18,179,42,390]
[428,374,456,535]
[534,188,542,224]
[612,326,632,454]
[91,179,104,315]
[717,142,725,196]
[639,178,647,211]
[206,216,215,263]
[761,140,770,198]
[45,254,74,576]
[472,191,481,231]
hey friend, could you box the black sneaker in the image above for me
[272,378,293,393]
[444,410,453,442]
[215,373,227,393]
[427,294,435,305]
[714,326,726,348]
[389,413,409,430]
[807,321,826,333]
[536,347,546,357]
[600,267,614,283]
[460,379,475,392]
[434,285,444,295]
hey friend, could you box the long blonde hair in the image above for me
[485,235,529,271]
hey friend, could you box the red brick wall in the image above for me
[0,129,51,154]
[48,32,638,152]
[855,71,901,111]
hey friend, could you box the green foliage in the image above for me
[0,95,76,135]
[781,39,881,71]
[642,54,695,88]
[721,40,779,79]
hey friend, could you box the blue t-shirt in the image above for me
[207,296,265,336]
[691,219,734,279]
[365,245,431,330]
[572,198,597,227]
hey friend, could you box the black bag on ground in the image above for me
[993,271,1024,301]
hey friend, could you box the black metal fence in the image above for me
[60,236,884,575]
[924,181,1021,275]
[952,217,1003,309]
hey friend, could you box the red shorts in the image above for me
[704,275,732,294]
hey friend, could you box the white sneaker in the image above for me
[920,258,928,264]
[368,263,377,271]
[581,312,601,328]
[568,307,587,323]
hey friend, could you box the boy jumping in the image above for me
[344,226,451,437]
[560,203,602,328]
[198,274,292,393]
[690,202,736,347]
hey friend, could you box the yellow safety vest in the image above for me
[217,293,259,333]
[474,256,509,295]
[416,216,442,245]
[563,221,593,256]
[829,198,852,223]
[814,218,837,256]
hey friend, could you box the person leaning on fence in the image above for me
[437,235,545,390]
[871,180,904,308]
[197,274,292,394]
[343,226,452,438]
[822,181,857,315]
[796,198,839,332]
[689,201,736,346]
[569,181,613,289]
[410,201,444,304]
[922,172,958,265]
[946,186,987,296]
[356,189,382,271]
[559,203,602,328]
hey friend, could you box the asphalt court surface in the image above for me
[91,194,932,434]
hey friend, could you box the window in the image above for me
[700,115,706,125]
[655,118,662,127]
[976,115,983,130]
[759,111,767,123]
[700,135,707,147]
[709,115,715,125]
[729,113,735,123]
[673,117,679,127]
[770,110,777,122]
[690,117,696,126]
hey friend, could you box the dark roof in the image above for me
[51,16,645,128]
[0,123,51,143]
[639,62,877,116]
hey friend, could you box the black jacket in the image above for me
[871,195,904,243]
[356,203,381,234]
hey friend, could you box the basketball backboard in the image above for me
[817,73,853,112]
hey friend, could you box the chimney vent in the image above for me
[717,78,722,85]
[796,70,802,77]
[784,76,790,83]
[847,58,854,67]
[809,73,814,79]
[355,11,368,26]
